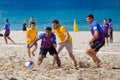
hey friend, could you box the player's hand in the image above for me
[58,42,64,45]
[29,44,32,48]
[89,40,92,45]
[27,38,32,42]
[53,44,57,48]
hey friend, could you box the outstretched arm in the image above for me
[53,33,57,48]
[29,38,39,48]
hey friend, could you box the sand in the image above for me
[0,31,120,80]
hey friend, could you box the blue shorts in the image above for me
[27,42,37,48]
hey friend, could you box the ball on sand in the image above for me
[25,60,34,68]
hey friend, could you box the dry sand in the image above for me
[0,31,120,80]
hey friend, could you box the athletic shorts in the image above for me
[4,33,10,37]
[90,40,105,52]
[57,42,73,53]
[27,42,37,48]
[109,31,113,39]
[104,33,109,38]
[39,46,57,56]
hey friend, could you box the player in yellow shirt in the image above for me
[26,22,38,58]
[52,19,77,67]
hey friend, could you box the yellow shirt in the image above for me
[53,25,72,42]
[26,27,38,44]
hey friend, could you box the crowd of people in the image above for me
[1,14,113,68]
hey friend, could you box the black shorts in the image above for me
[104,33,109,38]
[109,32,113,39]
[39,46,57,56]
[90,40,105,52]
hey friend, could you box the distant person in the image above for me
[102,19,109,45]
[108,18,113,43]
[52,19,77,67]
[26,22,38,58]
[2,18,14,44]
[23,21,27,31]
[31,27,61,67]
[86,14,105,68]
[29,16,35,26]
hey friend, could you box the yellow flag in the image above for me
[73,20,79,32]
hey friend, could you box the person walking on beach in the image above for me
[86,14,105,68]
[2,18,14,44]
[26,22,38,58]
[108,18,113,43]
[23,21,27,31]
[29,17,35,26]
[31,27,61,68]
[102,19,109,45]
[52,19,77,67]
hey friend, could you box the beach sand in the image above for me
[0,31,120,80]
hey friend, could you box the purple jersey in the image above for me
[38,33,56,48]
[102,23,109,34]
[4,23,10,34]
[90,21,105,42]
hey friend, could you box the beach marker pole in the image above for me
[73,20,79,32]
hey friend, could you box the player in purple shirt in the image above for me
[108,18,113,43]
[31,27,61,68]
[86,14,105,68]
[102,19,109,45]
[2,19,14,44]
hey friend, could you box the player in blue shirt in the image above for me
[86,14,105,68]
[31,27,61,68]
[108,18,113,43]
[2,19,14,44]
[102,19,109,45]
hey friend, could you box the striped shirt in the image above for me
[38,33,56,48]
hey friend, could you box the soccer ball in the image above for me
[25,60,34,68]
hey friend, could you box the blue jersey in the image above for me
[90,21,105,42]
[38,33,56,48]
[108,22,113,32]
[108,22,113,29]
[4,23,10,34]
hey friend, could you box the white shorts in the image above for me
[57,42,73,53]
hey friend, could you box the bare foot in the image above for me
[29,56,31,58]
[74,60,77,67]
[92,63,100,68]
[38,61,41,65]
[92,65,100,68]
[31,52,35,56]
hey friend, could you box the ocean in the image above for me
[0,0,120,31]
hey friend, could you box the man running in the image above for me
[31,27,61,68]
[86,14,105,68]
[52,19,77,67]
